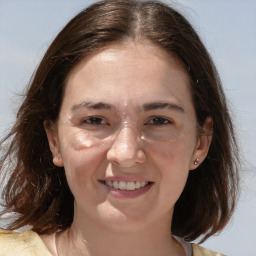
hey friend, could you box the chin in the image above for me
[95,203,154,232]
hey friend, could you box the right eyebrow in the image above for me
[71,101,115,112]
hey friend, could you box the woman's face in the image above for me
[46,41,210,232]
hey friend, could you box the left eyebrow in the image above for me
[142,102,185,112]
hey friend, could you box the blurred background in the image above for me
[0,1,255,255]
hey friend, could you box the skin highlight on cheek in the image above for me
[70,131,97,150]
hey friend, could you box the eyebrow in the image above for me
[71,101,115,112]
[142,102,185,112]
[71,101,184,113]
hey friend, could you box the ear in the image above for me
[190,117,213,170]
[44,120,64,167]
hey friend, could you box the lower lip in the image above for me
[102,182,153,199]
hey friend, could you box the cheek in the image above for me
[59,130,108,189]
[147,140,194,186]
[147,140,193,166]
[146,142,191,210]
[60,129,108,163]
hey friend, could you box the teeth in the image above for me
[106,181,112,187]
[140,181,146,187]
[135,181,140,189]
[113,181,119,189]
[118,181,127,190]
[105,180,149,190]
[127,182,135,190]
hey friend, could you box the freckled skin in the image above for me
[46,41,206,234]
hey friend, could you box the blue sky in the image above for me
[0,1,256,255]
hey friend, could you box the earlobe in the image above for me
[43,120,64,167]
[190,117,213,170]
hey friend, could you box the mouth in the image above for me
[103,180,150,190]
[99,179,153,198]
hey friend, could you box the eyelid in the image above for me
[82,116,109,125]
[80,115,175,127]
[145,116,174,125]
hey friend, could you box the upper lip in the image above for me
[100,176,153,183]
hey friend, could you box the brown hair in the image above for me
[0,0,239,242]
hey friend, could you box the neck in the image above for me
[56,212,184,256]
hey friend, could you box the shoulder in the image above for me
[0,228,52,256]
[192,243,227,256]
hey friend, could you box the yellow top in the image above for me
[192,243,226,256]
[0,228,226,256]
[0,228,52,256]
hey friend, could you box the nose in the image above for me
[107,126,146,167]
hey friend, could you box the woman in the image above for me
[0,0,240,255]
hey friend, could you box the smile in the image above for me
[104,180,149,190]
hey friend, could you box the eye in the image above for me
[82,116,108,126]
[145,116,173,126]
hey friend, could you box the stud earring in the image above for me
[194,158,199,165]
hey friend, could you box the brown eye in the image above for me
[83,117,107,126]
[145,117,173,126]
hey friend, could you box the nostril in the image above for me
[110,159,120,166]
[106,127,146,166]
[107,147,146,167]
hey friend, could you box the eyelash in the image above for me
[82,116,173,126]
[145,116,173,126]
[82,116,108,126]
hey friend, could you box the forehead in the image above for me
[63,41,193,113]
[67,40,188,83]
